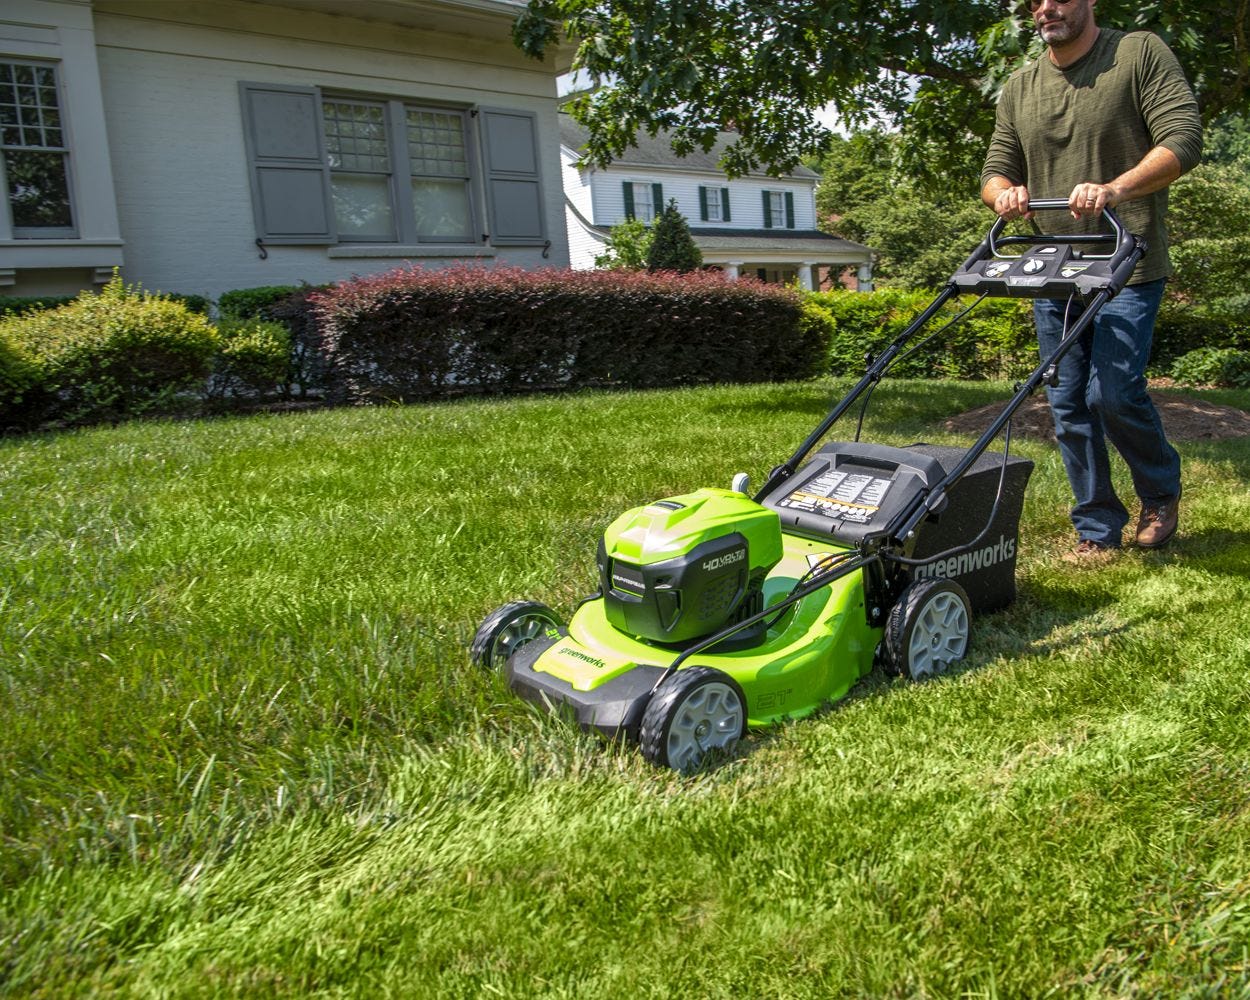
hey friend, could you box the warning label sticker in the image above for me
[778,470,892,524]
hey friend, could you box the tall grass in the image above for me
[2,380,1248,996]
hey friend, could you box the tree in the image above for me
[516,1,1248,189]
[646,199,703,273]
[593,218,653,269]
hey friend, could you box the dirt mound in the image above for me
[943,391,1250,442]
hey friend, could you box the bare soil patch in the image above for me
[943,391,1250,443]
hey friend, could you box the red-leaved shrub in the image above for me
[312,266,825,403]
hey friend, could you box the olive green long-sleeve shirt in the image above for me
[981,29,1203,283]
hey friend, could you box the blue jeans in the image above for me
[1034,278,1180,547]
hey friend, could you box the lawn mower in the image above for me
[471,200,1145,771]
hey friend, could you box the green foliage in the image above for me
[592,218,653,270]
[646,198,703,273]
[210,317,292,401]
[812,288,1036,380]
[162,292,212,316]
[1170,347,1250,388]
[0,327,39,427]
[0,294,76,317]
[833,198,991,290]
[517,1,1246,185]
[217,285,303,320]
[0,274,218,425]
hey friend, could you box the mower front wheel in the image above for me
[470,601,563,673]
[640,667,746,773]
[884,579,971,680]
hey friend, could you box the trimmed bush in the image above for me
[209,317,292,401]
[811,288,1036,381]
[313,265,820,403]
[217,285,302,320]
[1170,347,1250,388]
[0,275,218,425]
[0,328,40,428]
[0,295,77,317]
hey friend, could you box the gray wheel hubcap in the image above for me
[907,591,969,678]
[666,682,743,772]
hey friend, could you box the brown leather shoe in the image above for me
[1062,539,1119,564]
[1136,493,1180,549]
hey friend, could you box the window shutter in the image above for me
[651,183,664,215]
[239,82,334,244]
[698,186,709,221]
[721,188,731,222]
[784,191,795,229]
[762,190,772,228]
[479,108,547,245]
[623,182,635,220]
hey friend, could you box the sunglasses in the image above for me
[1026,0,1076,11]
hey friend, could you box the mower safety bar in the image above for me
[987,199,1131,261]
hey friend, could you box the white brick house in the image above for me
[0,0,572,300]
[561,115,873,290]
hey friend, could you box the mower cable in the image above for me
[883,414,1015,569]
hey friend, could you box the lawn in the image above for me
[2,378,1248,997]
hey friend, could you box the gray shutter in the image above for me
[239,82,334,244]
[479,108,547,245]
[698,186,709,221]
[762,190,772,228]
[784,191,795,229]
[623,182,635,220]
[651,183,664,217]
[721,187,731,222]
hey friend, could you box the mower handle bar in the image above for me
[987,198,1128,260]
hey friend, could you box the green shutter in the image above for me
[721,187,731,222]
[623,182,635,220]
[238,82,335,244]
[652,183,664,216]
[762,190,772,228]
[479,108,547,245]
[784,191,795,229]
[698,186,709,221]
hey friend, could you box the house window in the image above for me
[700,186,731,223]
[240,82,546,249]
[0,61,74,237]
[406,108,472,241]
[321,99,475,243]
[623,181,663,223]
[762,189,795,230]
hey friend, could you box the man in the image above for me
[981,0,1203,561]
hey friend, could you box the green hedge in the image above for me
[810,288,1037,381]
[312,266,824,403]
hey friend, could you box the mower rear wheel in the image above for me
[471,601,563,672]
[640,667,746,773]
[885,579,971,681]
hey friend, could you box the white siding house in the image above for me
[0,0,572,300]
[560,115,873,290]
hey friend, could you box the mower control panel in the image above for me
[951,200,1142,299]
[760,441,945,546]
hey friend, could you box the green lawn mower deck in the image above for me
[472,201,1146,771]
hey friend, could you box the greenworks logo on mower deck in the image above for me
[554,644,606,669]
[702,549,746,572]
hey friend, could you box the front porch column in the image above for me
[799,260,818,291]
[857,260,874,292]
[724,260,743,280]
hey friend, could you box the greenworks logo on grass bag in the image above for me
[913,535,1017,581]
